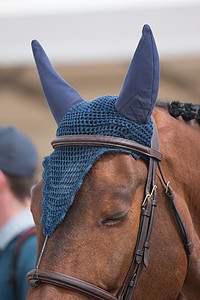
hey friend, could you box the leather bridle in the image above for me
[27,121,192,299]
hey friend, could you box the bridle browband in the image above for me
[27,121,192,299]
[50,134,162,161]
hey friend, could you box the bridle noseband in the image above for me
[27,121,192,299]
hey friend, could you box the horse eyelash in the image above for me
[101,210,131,225]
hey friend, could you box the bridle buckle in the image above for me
[142,185,157,207]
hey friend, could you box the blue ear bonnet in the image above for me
[32,24,160,236]
[42,96,153,236]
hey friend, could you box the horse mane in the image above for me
[156,100,200,125]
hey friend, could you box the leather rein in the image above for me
[27,122,192,299]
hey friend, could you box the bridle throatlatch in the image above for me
[27,122,192,300]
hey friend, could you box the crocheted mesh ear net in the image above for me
[42,95,153,236]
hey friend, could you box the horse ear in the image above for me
[31,40,84,124]
[115,24,160,124]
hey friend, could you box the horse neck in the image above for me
[154,107,200,235]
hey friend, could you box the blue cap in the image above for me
[0,126,38,176]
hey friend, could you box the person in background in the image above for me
[0,126,38,300]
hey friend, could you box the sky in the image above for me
[1,0,200,16]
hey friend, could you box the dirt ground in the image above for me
[1,57,200,174]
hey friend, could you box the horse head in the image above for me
[27,25,200,300]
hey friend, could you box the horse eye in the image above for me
[101,210,130,225]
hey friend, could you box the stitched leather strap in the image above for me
[51,135,162,161]
[157,162,192,263]
[27,269,117,300]
[117,120,159,299]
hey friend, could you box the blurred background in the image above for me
[1,0,200,171]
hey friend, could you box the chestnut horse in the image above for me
[27,25,200,299]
